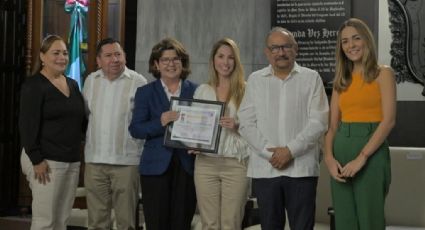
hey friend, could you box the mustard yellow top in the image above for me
[339,73,382,122]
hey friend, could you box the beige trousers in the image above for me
[84,163,139,230]
[194,154,249,230]
[21,151,80,230]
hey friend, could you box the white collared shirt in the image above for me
[160,79,182,100]
[238,63,329,178]
[83,67,147,165]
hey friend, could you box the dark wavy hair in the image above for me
[148,38,191,79]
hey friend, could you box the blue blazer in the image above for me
[129,79,198,175]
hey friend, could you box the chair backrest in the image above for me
[316,147,425,227]
[385,147,425,227]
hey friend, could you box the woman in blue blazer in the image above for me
[129,38,198,230]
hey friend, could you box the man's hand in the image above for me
[268,147,293,170]
[160,111,179,126]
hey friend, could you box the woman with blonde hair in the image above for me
[193,37,249,229]
[324,18,396,229]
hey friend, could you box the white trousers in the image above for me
[21,150,80,230]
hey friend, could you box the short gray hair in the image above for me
[265,27,297,46]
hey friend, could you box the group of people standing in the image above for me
[19,17,395,230]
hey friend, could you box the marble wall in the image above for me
[135,0,270,83]
[134,0,377,83]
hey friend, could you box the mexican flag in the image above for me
[66,28,86,90]
[65,0,88,90]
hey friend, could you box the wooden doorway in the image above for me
[25,0,127,77]
[0,0,27,215]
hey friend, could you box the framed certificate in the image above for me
[164,97,225,153]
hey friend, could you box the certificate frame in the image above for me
[164,97,225,153]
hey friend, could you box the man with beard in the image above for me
[238,27,329,230]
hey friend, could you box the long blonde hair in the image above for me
[334,18,379,92]
[208,38,245,110]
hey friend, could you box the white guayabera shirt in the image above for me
[238,63,329,178]
[83,67,147,165]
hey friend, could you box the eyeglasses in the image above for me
[159,56,182,65]
[268,44,293,54]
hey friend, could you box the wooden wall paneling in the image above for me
[43,0,71,39]
[120,0,126,46]
[30,0,42,75]
[101,0,109,39]
[124,0,137,69]
[25,0,33,76]
[86,0,109,74]
[86,0,98,73]
[0,0,27,213]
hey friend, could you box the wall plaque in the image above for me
[388,0,425,95]
[271,0,351,85]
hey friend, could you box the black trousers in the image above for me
[253,176,318,230]
[140,154,196,230]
